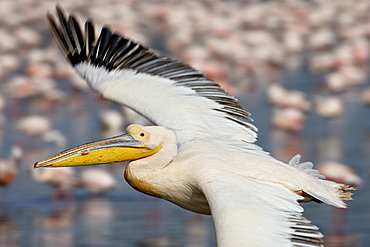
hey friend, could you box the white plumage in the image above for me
[35,6,355,247]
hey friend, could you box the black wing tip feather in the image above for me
[48,6,221,83]
[48,6,151,70]
[48,6,256,128]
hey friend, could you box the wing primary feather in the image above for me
[127,53,159,70]
[184,84,221,90]
[117,49,154,69]
[68,15,84,54]
[48,7,94,66]
[133,57,170,71]
[103,35,129,65]
[288,214,318,225]
[203,95,240,108]
[84,20,95,60]
[210,99,247,111]
[114,44,145,70]
[47,13,69,56]
[91,26,112,65]
[226,116,257,131]
[292,224,319,231]
[99,29,118,63]
[107,39,135,67]
[143,61,205,78]
[199,91,234,98]
[151,65,194,77]
[56,5,76,53]
[169,74,204,81]
[67,16,87,65]
[288,214,324,246]
[175,79,219,87]
[141,59,184,74]
[108,41,142,69]
[167,71,205,80]
[192,87,225,94]
[291,236,324,247]
[202,94,237,101]
[222,105,251,115]
[292,229,322,238]
[215,107,252,120]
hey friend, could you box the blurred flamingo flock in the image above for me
[0,0,370,246]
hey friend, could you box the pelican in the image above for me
[35,6,355,246]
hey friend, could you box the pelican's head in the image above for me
[34,124,163,168]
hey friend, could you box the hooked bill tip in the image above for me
[33,162,39,169]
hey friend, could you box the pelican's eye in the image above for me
[126,125,151,145]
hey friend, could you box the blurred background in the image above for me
[0,0,369,246]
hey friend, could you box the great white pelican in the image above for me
[35,6,355,247]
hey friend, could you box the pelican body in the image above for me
[35,6,355,247]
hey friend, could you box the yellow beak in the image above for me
[34,133,162,168]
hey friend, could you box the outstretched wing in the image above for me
[200,170,324,247]
[47,6,257,145]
